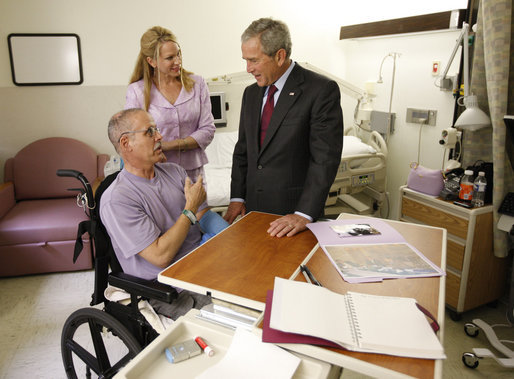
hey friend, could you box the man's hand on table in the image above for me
[267,213,309,237]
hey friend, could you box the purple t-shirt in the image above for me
[100,163,205,280]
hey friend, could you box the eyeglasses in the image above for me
[118,126,160,142]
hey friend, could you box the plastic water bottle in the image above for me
[459,170,474,202]
[472,171,487,207]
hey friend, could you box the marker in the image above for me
[301,265,322,287]
[299,265,312,284]
[195,336,214,357]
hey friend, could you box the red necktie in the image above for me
[260,84,277,146]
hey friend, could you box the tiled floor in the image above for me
[1,270,513,378]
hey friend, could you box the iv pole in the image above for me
[377,52,400,144]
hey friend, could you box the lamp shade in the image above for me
[454,95,491,131]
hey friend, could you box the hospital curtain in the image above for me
[461,0,513,258]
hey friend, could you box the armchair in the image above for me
[0,137,109,276]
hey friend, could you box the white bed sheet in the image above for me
[204,131,238,207]
[205,166,232,207]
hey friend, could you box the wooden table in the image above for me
[159,211,446,379]
[159,211,318,310]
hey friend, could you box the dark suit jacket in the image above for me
[230,63,344,220]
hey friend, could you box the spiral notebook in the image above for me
[269,277,445,359]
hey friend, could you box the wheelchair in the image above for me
[57,169,178,378]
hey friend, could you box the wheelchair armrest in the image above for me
[108,272,178,304]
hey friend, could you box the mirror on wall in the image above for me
[8,33,83,86]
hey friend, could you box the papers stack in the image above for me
[307,218,445,283]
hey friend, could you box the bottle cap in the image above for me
[204,345,214,357]
[464,170,474,175]
[478,171,485,176]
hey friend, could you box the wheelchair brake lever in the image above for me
[57,169,95,210]
[76,192,94,210]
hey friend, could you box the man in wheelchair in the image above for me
[100,108,226,320]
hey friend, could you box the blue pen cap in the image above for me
[165,347,176,363]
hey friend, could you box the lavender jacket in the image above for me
[125,75,215,170]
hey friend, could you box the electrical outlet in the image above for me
[406,108,437,126]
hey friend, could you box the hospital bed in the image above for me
[325,125,388,217]
[203,127,388,217]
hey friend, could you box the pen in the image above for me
[300,265,312,284]
[300,265,322,287]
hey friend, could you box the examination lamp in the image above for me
[454,94,491,130]
[441,22,490,131]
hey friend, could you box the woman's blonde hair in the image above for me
[129,26,195,110]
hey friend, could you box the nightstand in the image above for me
[398,186,508,320]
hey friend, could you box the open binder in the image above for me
[266,277,446,360]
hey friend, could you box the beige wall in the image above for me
[0,85,126,159]
[0,0,467,218]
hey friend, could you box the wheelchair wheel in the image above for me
[61,307,142,378]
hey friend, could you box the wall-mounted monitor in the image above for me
[210,92,227,127]
[8,33,83,86]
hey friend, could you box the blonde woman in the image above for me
[125,26,215,182]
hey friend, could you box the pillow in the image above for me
[205,131,238,168]
[342,136,377,156]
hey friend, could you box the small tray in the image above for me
[115,309,334,379]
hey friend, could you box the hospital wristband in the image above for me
[182,209,197,225]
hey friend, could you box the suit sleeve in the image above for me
[296,80,343,219]
[230,87,250,200]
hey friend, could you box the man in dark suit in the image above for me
[224,18,343,237]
